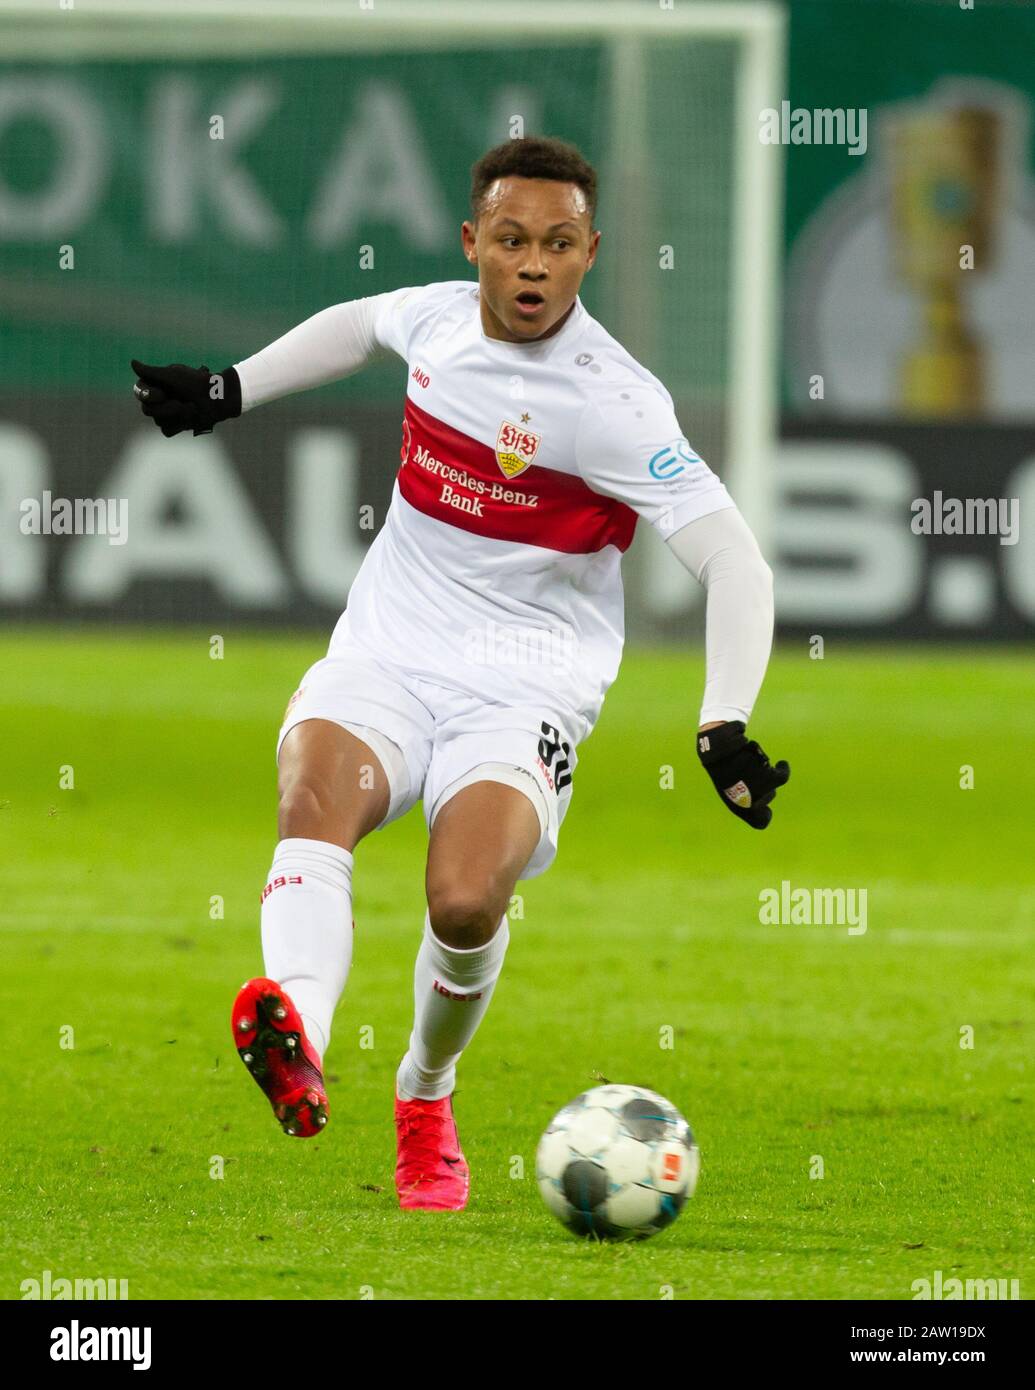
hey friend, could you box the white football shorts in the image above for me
[275,641,579,879]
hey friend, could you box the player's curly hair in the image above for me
[470,136,598,226]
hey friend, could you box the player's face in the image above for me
[461,177,600,343]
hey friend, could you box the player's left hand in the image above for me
[696,721,790,830]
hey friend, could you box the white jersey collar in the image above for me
[476,292,587,351]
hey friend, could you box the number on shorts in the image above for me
[538,720,573,791]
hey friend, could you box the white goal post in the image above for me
[1,0,785,554]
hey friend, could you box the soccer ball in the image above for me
[536,1084,700,1240]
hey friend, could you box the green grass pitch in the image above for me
[1,628,1031,1301]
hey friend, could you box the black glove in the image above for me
[697,721,790,830]
[131,359,242,438]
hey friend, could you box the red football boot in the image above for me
[394,1092,470,1210]
[232,978,328,1138]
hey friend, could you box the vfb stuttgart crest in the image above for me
[495,420,541,479]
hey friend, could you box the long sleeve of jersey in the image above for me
[665,506,774,726]
[232,287,423,411]
[573,384,772,723]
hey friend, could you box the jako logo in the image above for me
[411,366,430,388]
[648,439,701,480]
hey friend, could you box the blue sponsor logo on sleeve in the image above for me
[648,438,701,479]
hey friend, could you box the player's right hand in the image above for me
[696,721,790,830]
[130,359,241,438]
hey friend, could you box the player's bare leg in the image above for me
[394,780,541,1209]
[276,718,390,851]
[425,781,541,949]
[233,719,391,1137]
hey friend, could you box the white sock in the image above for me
[396,911,510,1102]
[259,837,354,1060]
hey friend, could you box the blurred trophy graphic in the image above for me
[889,105,1000,417]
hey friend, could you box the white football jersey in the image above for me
[335,280,733,741]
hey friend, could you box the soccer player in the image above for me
[131,136,789,1212]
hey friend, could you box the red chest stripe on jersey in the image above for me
[397,397,637,554]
